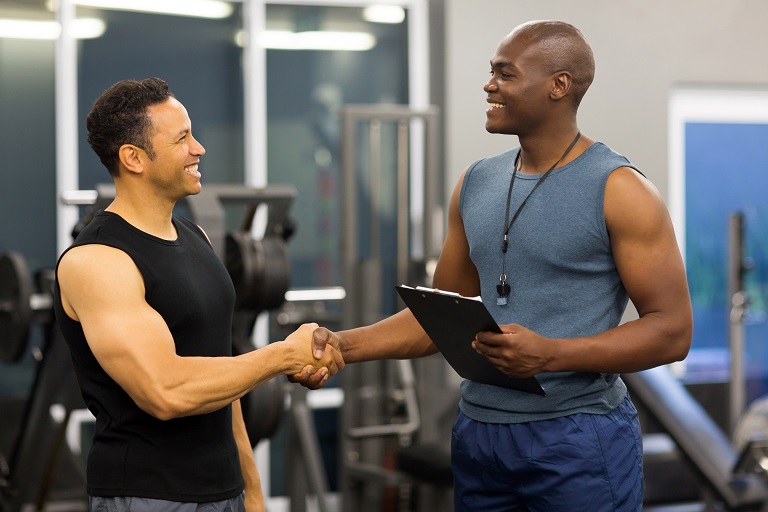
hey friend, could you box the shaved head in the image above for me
[505,20,595,108]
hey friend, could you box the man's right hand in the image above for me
[288,327,344,389]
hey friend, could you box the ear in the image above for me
[118,144,145,175]
[550,71,572,101]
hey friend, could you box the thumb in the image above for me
[311,326,331,359]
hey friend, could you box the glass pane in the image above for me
[684,121,768,399]
[266,4,409,290]
[0,7,57,399]
[76,4,245,190]
[264,3,410,496]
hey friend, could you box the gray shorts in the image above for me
[89,493,245,512]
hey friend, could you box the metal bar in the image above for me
[342,104,438,121]
[729,212,747,436]
[424,109,442,259]
[347,360,420,439]
[291,398,331,512]
[60,190,98,206]
[396,119,410,288]
[55,0,80,255]
[340,108,360,330]
[243,0,267,187]
[369,119,382,258]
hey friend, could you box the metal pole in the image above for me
[55,0,79,255]
[729,212,747,436]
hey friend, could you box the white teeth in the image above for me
[186,165,199,174]
[488,102,504,109]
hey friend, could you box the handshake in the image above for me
[279,323,345,389]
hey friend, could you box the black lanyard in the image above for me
[501,132,581,253]
[496,132,581,305]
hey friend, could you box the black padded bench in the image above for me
[624,366,768,511]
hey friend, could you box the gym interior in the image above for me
[2,0,768,511]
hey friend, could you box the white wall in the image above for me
[444,0,768,202]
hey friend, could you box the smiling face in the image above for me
[483,32,552,136]
[143,97,206,199]
[483,21,595,137]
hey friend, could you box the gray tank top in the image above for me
[458,142,640,423]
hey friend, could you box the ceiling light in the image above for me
[362,5,405,24]
[0,17,105,39]
[69,0,233,19]
[247,30,376,51]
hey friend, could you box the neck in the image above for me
[517,128,591,174]
[106,184,178,240]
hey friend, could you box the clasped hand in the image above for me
[472,323,552,379]
[284,324,345,388]
[288,326,344,389]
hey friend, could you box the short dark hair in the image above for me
[515,21,595,109]
[86,77,174,176]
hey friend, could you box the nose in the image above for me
[484,78,497,92]
[190,134,206,156]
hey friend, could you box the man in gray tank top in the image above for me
[298,20,693,512]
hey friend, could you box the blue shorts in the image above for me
[451,396,643,512]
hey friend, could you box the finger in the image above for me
[306,367,328,389]
[298,368,327,389]
[498,323,520,335]
[475,332,507,347]
[287,365,316,384]
[326,352,338,375]
[309,368,330,389]
[327,345,344,374]
[311,327,333,359]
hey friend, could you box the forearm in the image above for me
[134,343,294,419]
[545,312,692,374]
[338,308,438,363]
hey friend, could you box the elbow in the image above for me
[665,316,693,364]
[135,390,191,421]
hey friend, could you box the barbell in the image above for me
[0,252,53,363]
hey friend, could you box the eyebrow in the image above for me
[173,128,190,139]
[490,59,516,69]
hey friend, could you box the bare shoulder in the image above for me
[58,244,144,320]
[59,244,138,281]
[604,166,668,236]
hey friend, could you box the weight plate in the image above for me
[226,233,290,313]
[0,252,32,363]
[226,232,257,310]
[232,333,286,445]
[251,237,290,312]
[241,377,285,446]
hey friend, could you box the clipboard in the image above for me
[396,285,545,396]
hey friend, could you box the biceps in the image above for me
[610,207,688,316]
[80,303,177,392]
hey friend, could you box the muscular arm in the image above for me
[474,167,693,376]
[334,168,480,364]
[58,244,339,420]
[565,167,692,371]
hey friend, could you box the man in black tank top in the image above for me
[54,78,343,512]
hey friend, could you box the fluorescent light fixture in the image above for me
[363,5,405,24]
[0,17,105,39]
[254,30,376,51]
[69,0,233,19]
[284,287,347,302]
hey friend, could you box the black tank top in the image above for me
[53,211,242,501]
